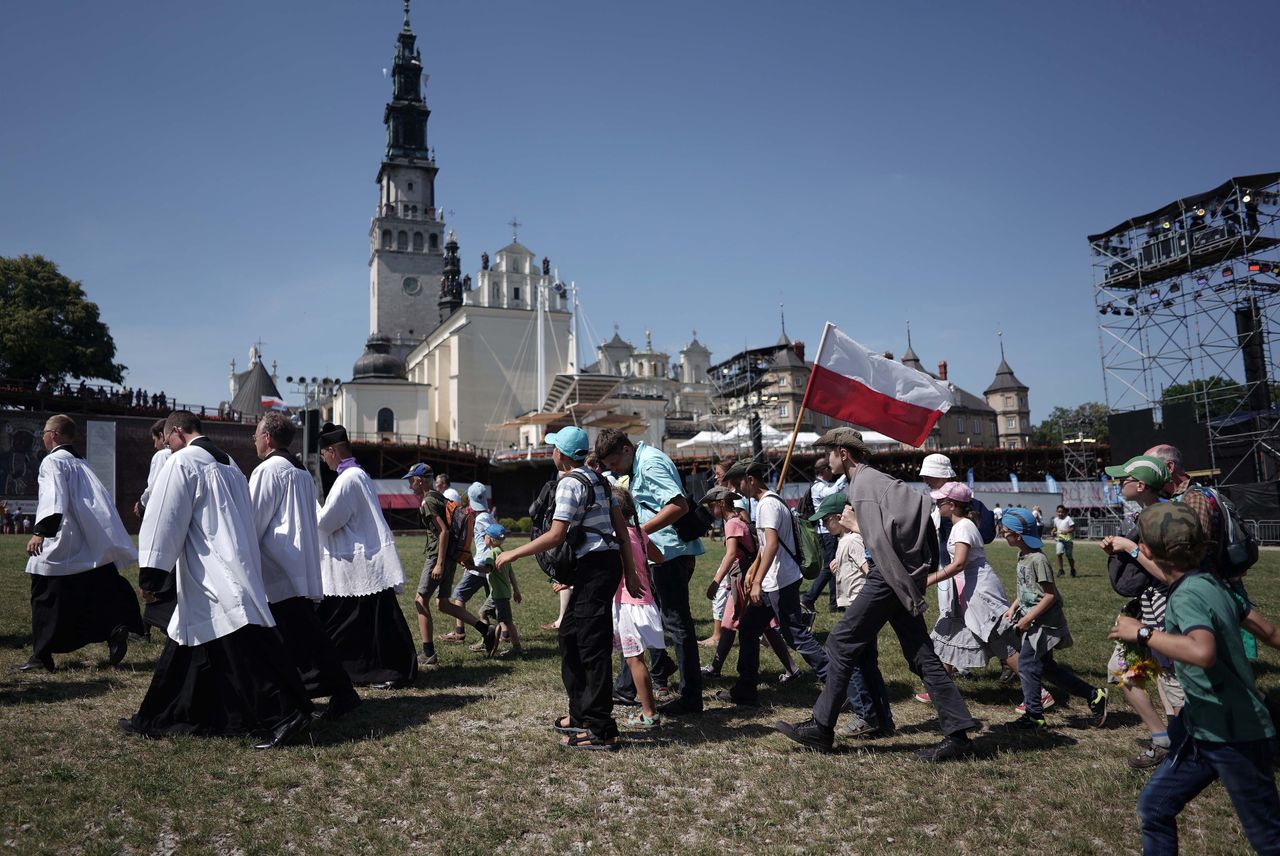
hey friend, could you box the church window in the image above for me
[397,231,408,251]
[413,232,424,252]
[513,286,521,302]
[376,407,395,433]
[381,229,392,249]
[956,416,966,433]
[429,233,438,250]
[407,182,414,191]
[403,277,420,296]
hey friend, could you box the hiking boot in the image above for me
[774,717,834,753]
[1009,712,1047,730]
[914,733,976,762]
[1087,688,1109,727]
[1128,745,1168,770]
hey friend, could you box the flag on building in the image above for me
[261,396,288,411]
[803,323,953,447]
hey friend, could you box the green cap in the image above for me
[809,492,850,522]
[1104,455,1171,491]
[1136,503,1206,568]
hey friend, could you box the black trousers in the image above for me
[270,596,359,700]
[813,567,978,737]
[559,550,623,739]
[30,563,143,658]
[649,554,702,709]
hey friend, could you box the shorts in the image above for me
[1156,670,1185,712]
[451,571,489,603]
[613,601,666,659]
[711,578,731,621]
[1055,540,1073,557]
[418,555,458,599]
[481,596,513,626]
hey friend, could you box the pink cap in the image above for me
[929,481,973,503]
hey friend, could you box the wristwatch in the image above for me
[1129,546,1140,559]
[1137,626,1154,647]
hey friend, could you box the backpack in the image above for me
[1193,486,1259,577]
[428,491,474,564]
[972,498,997,545]
[762,492,823,580]
[530,470,616,585]
[796,484,817,522]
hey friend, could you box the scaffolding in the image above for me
[1090,173,1280,484]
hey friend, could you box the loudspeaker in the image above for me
[1108,408,1154,462]
[1236,298,1271,412]
[1159,401,1210,472]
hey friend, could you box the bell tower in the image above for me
[368,0,446,362]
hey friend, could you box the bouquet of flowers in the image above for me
[1110,641,1161,686]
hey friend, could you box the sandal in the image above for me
[559,731,621,752]
[624,712,662,731]
[552,715,581,734]
[541,622,560,631]
[437,631,466,643]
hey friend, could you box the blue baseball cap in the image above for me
[485,523,507,539]
[402,462,431,479]
[544,427,590,460]
[1001,507,1042,549]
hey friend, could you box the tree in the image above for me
[1161,376,1249,419]
[1033,402,1110,446]
[0,255,125,386]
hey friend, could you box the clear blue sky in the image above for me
[3,0,1278,422]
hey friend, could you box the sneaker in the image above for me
[653,686,679,705]
[657,699,703,717]
[1009,712,1047,730]
[1087,688,1109,727]
[777,668,802,685]
[701,663,722,678]
[774,717,834,753]
[482,627,500,658]
[468,641,486,653]
[711,688,760,707]
[1057,571,1065,578]
[913,692,931,703]
[417,652,439,669]
[1128,745,1168,770]
[998,665,1017,684]
[838,717,882,739]
[611,692,640,707]
[1014,690,1056,714]
[623,711,662,731]
[914,733,976,762]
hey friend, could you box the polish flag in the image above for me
[802,323,953,448]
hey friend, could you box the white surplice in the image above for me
[249,452,324,603]
[26,447,138,577]
[316,466,404,597]
[140,447,172,508]
[137,440,275,646]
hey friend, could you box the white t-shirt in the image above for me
[946,517,987,574]
[1053,515,1074,540]
[755,493,801,593]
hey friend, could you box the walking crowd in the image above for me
[12,412,1280,854]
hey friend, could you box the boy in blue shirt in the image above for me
[1111,502,1280,855]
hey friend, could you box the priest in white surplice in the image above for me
[20,414,143,672]
[314,423,418,690]
[121,411,312,749]
[134,418,176,634]
[250,412,361,718]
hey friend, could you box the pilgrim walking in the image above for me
[20,414,143,672]
[121,411,313,748]
[314,423,419,690]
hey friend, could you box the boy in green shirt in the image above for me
[478,524,522,657]
[1111,502,1280,855]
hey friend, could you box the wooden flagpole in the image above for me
[775,323,832,490]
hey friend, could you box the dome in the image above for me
[352,336,406,380]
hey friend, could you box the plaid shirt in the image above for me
[1172,480,1220,574]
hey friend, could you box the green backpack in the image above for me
[763,492,824,580]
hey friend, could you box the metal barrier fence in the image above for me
[1244,520,1280,546]
[1083,519,1127,540]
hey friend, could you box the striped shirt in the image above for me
[553,468,618,558]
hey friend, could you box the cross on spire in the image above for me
[403,0,411,29]
[998,328,1006,360]
[508,216,522,241]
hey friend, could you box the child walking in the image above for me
[612,486,666,731]
[478,524,522,657]
[1001,507,1108,729]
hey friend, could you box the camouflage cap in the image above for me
[1136,502,1206,568]
[814,427,870,458]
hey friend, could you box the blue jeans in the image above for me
[1139,735,1280,855]
[802,533,840,609]
[1018,635,1096,716]
[846,640,893,728]
[733,580,828,699]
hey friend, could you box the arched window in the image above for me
[397,231,408,251]
[381,229,392,249]
[402,277,420,296]
[413,232,424,252]
[377,407,395,433]
[429,233,438,250]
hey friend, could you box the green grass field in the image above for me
[0,534,1277,855]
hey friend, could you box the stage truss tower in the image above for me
[1091,173,1280,483]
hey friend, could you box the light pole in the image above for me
[286,375,341,493]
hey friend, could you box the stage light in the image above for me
[1196,275,1209,287]
[1098,304,1109,314]
[1163,300,1174,308]
[1112,306,1123,315]
[1161,219,1173,229]
[1170,283,1181,293]
[1193,206,1207,218]
[1223,266,1235,279]
[1242,192,1254,204]
[1249,261,1262,273]
[1149,289,1160,298]
[1127,296,1138,305]
[1124,308,1135,316]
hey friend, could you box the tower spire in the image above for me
[403,0,411,29]
[998,328,1006,361]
